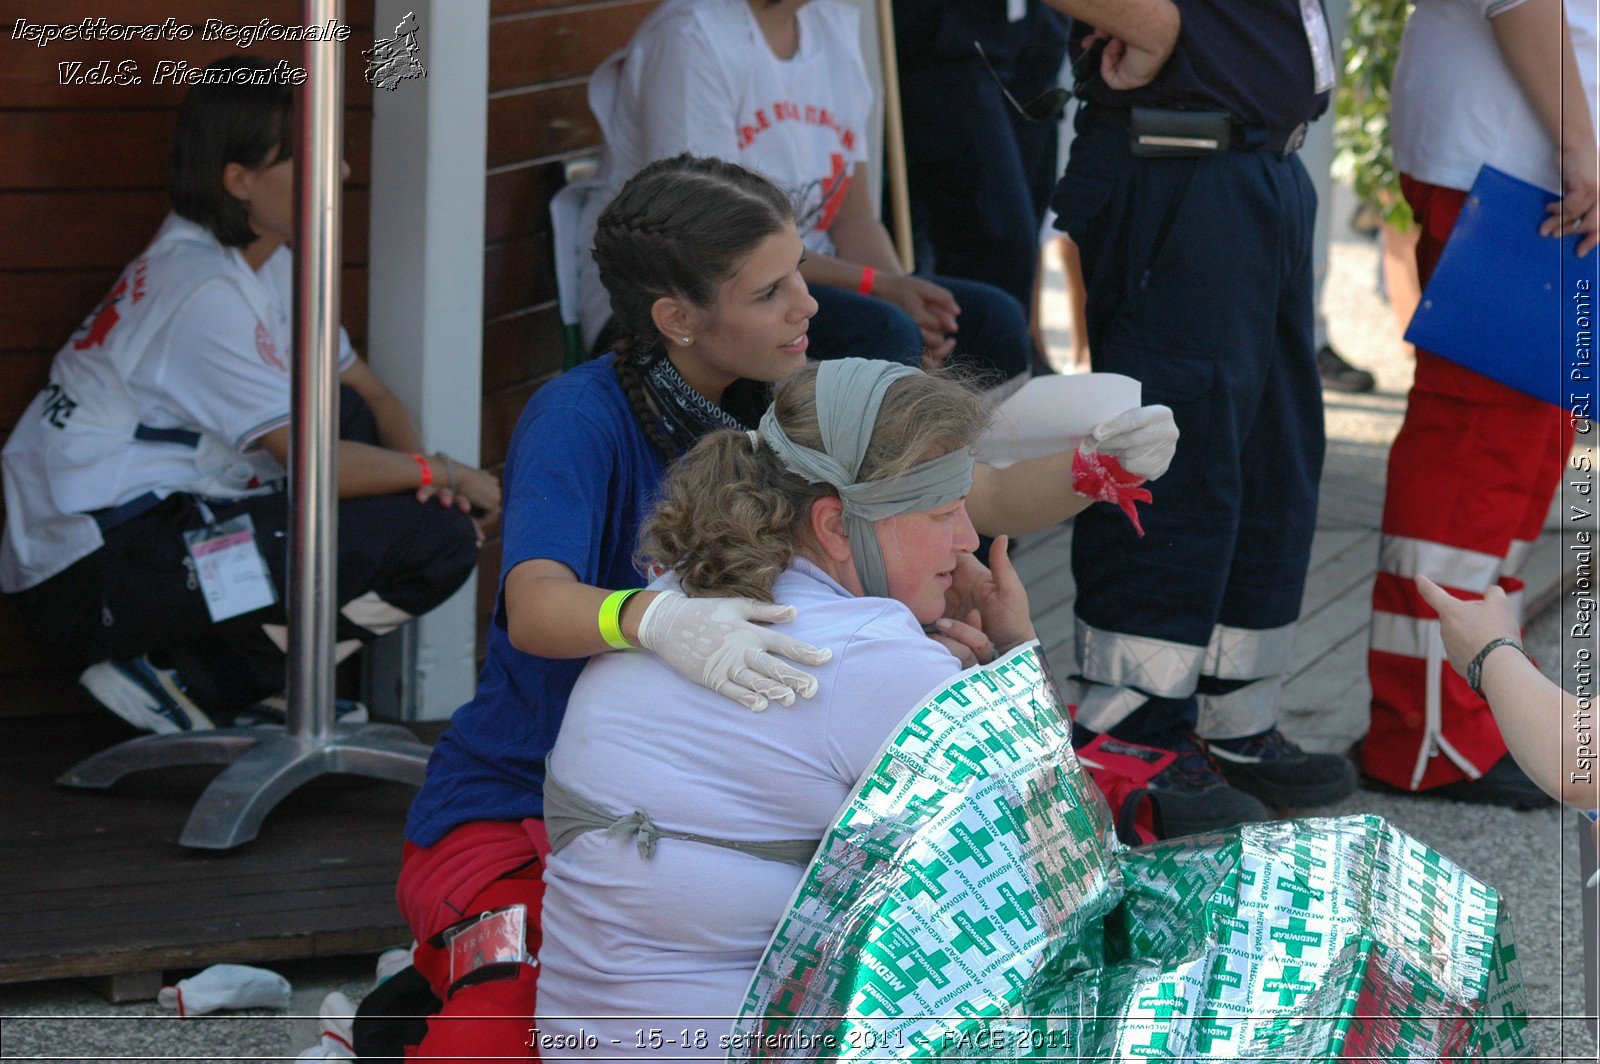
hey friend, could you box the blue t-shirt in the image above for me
[405,355,669,847]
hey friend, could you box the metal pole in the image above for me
[59,0,436,848]
[289,0,344,742]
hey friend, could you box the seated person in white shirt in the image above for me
[535,358,1034,1057]
[575,0,1039,384]
[0,57,501,734]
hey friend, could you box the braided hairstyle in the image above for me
[592,154,796,460]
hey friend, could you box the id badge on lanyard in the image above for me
[1299,0,1338,94]
[182,501,277,623]
[445,905,531,990]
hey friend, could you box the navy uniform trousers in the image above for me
[1052,112,1324,745]
[11,386,479,717]
[899,59,1062,311]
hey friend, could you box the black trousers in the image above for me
[12,387,479,715]
[900,58,1063,311]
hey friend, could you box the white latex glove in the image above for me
[1088,404,1178,480]
[635,591,832,712]
[157,963,291,1017]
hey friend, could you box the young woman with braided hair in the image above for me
[395,154,1178,1059]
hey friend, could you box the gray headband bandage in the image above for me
[757,359,974,599]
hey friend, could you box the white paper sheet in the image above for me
[972,372,1142,468]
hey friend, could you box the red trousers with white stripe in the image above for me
[1363,175,1575,791]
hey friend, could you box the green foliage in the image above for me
[1335,0,1414,229]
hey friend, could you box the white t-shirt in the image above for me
[1392,0,1599,193]
[535,559,960,1061]
[0,214,355,591]
[574,0,873,351]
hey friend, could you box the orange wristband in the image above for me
[857,265,876,296]
[412,452,433,488]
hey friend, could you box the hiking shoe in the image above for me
[1206,727,1357,809]
[1317,345,1376,393]
[1144,728,1272,838]
[79,655,216,735]
[1363,753,1555,810]
[234,696,370,728]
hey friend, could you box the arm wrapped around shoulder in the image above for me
[636,429,835,712]
[634,589,831,713]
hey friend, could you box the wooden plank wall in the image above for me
[0,2,374,713]
[476,0,658,648]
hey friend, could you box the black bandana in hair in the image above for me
[640,352,759,452]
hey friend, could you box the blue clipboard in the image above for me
[1404,164,1598,409]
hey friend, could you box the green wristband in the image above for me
[598,588,644,650]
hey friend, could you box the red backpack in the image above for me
[1074,732,1173,845]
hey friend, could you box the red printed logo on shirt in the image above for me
[738,99,857,153]
[70,258,147,350]
[256,322,286,371]
[815,153,850,232]
[793,153,852,237]
[72,276,128,350]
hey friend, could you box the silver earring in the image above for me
[681,335,692,344]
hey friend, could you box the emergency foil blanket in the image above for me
[731,643,1529,1061]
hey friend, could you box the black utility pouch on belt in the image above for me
[1129,108,1232,158]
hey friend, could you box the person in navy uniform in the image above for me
[894,0,1070,333]
[1053,0,1358,836]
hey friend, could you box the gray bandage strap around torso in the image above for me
[542,771,820,867]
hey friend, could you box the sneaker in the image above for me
[233,696,370,728]
[1142,728,1272,838]
[1362,753,1555,810]
[79,655,216,735]
[1317,345,1377,393]
[1206,727,1357,809]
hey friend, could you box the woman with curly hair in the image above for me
[534,359,1033,1054]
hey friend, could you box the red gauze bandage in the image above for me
[1073,449,1153,536]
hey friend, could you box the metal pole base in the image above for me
[57,722,429,850]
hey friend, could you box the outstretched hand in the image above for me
[1089,404,1178,480]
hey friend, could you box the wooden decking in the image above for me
[0,715,425,987]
